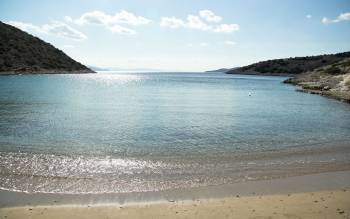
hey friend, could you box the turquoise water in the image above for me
[0,72,350,194]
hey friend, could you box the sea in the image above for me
[0,72,349,194]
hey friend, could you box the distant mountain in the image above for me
[0,21,94,75]
[107,67,165,72]
[87,66,167,72]
[227,52,350,75]
[206,68,237,73]
[87,66,110,71]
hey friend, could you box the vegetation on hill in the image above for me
[227,52,350,75]
[284,58,350,102]
[0,21,94,74]
[224,51,350,102]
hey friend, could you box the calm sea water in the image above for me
[0,72,350,194]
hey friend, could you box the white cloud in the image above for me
[224,40,236,46]
[73,10,150,26]
[322,12,350,24]
[7,21,45,34]
[306,14,312,19]
[200,42,209,47]
[44,21,87,40]
[322,17,331,24]
[160,15,211,30]
[64,16,73,23]
[338,12,350,21]
[186,15,211,30]
[160,17,185,28]
[159,10,239,34]
[214,24,239,33]
[108,25,136,34]
[74,11,108,25]
[69,10,151,34]
[114,10,150,26]
[7,21,87,40]
[199,10,222,23]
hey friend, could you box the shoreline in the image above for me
[1,191,349,219]
[226,71,295,77]
[0,69,96,75]
[296,87,350,104]
[1,171,349,219]
[1,170,349,208]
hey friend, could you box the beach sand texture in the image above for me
[1,190,349,219]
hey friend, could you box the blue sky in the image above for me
[1,0,350,71]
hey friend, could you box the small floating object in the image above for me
[248,92,252,96]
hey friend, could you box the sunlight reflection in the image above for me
[71,73,145,86]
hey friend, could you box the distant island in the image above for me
[206,68,236,73]
[226,52,350,102]
[0,21,94,75]
[88,66,166,72]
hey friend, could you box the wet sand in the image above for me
[0,170,350,207]
[0,171,350,218]
[1,189,349,219]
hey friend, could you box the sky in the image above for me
[1,0,350,71]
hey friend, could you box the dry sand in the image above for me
[1,189,349,219]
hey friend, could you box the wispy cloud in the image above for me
[199,10,222,23]
[322,12,350,24]
[306,14,312,19]
[214,24,239,33]
[200,42,209,47]
[108,25,136,34]
[160,17,185,28]
[160,10,239,33]
[224,40,236,46]
[186,15,212,31]
[7,21,87,40]
[67,10,151,34]
[160,15,211,31]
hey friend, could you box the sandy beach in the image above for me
[1,171,350,219]
[0,189,349,219]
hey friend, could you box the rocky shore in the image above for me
[224,51,350,103]
[284,58,350,103]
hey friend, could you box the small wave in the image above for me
[1,146,349,194]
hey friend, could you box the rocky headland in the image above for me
[0,21,94,75]
[226,52,350,102]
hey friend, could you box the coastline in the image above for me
[1,170,349,207]
[0,72,349,218]
[230,72,350,103]
[1,171,349,218]
[296,87,350,104]
[227,71,350,103]
[226,71,295,77]
[0,69,96,75]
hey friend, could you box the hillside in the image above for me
[284,58,350,102]
[0,21,94,74]
[227,52,350,75]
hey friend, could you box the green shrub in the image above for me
[326,66,341,75]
